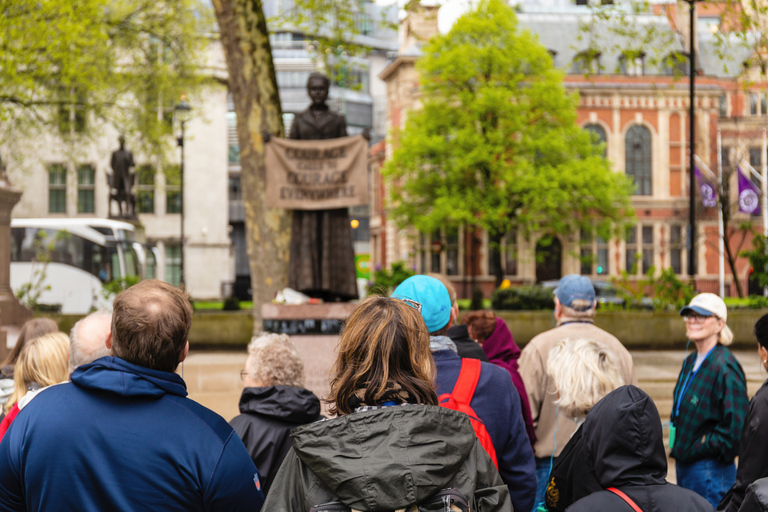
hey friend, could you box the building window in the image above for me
[665,52,688,76]
[620,52,645,76]
[580,229,593,275]
[165,165,181,214]
[229,175,242,201]
[573,50,601,74]
[751,148,762,168]
[751,93,759,116]
[418,229,461,275]
[445,228,459,276]
[165,244,181,287]
[641,225,654,274]
[625,125,652,196]
[488,230,518,277]
[721,146,731,171]
[77,164,95,214]
[227,111,239,164]
[719,95,727,117]
[762,93,768,117]
[581,229,609,275]
[136,165,155,214]
[584,123,607,157]
[625,225,638,273]
[48,164,67,213]
[670,225,683,274]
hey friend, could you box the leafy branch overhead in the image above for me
[383,0,634,280]
[0,0,212,159]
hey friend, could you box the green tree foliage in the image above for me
[383,0,634,285]
[367,261,415,296]
[0,0,211,158]
[742,233,768,290]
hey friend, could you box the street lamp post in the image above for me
[175,98,192,289]
[686,0,701,279]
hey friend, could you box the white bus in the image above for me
[10,218,159,314]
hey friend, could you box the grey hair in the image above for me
[69,311,112,372]
[547,338,623,420]
[245,333,305,388]
[558,298,597,320]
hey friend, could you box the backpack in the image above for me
[438,358,499,469]
[309,488,470,512]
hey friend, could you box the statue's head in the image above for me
[118,135,126,147]
[307,72,330,106]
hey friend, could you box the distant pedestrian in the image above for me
[263,296,512,511]
[230,333,322,496]
[542,338,625,512]
[68,311,112,373]
[519,274,636,510]
[0,280,264,511]
[393,275,536,512]
[672,293,749,509]
[566,386,713,512]
[464,310,535,446]
[429,273,489,362]
[0,318,58,407]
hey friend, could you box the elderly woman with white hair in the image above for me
[229,333,323,496]
[541,338,625,512]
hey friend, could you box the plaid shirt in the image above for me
[671,345,749,464]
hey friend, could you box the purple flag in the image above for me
[694,165,717,208]
[738,166,760,214]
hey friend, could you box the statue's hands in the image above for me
[362,128,371,141]
[262,131,271,143]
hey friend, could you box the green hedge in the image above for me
[491,286,555,310]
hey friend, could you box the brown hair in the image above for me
[110,280,192,373]
[327,296,438,416]
[3,318,59,367]
[464,311,497,342]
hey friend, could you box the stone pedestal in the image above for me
[0,175,31,360]
[261,303,358,335]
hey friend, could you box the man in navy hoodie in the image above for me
[392,275,536,512]
[0,280,264,512]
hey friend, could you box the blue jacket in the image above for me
[433,349,537,512]
[0,357,264,512]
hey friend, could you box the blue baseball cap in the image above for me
[555,274,596,311]
[392,275,451,333]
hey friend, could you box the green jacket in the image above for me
[263,405,513,511]
[670,345,749,464]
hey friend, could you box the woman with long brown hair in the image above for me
[263,296,511,511]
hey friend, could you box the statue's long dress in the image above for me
[287,106,359,301]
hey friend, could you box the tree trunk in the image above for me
[212,0,291,331]
[488,230,504,288]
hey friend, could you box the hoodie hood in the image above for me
[238,385,321,423]
[71,356,187,398]
[482,317,521,368]
[291,405,476,511]
[583,385,667,488]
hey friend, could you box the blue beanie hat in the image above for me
[392,275,452,333]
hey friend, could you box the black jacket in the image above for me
[447,324,489,362]
[544,424,601,511]
[719,380,768,512]
[738,478,768,512]
[566,386,714,512]
[263,405,512,511]
[229,385,322,496]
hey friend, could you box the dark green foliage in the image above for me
[470,287,484,310]
[491,286,555,311]
[367,261,416,296]
[222,296,242,311]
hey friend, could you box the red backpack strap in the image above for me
[452,358,481,405]
[607,487,643,512]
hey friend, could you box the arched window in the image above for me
[584,124,607,157]
[625,125,652,196]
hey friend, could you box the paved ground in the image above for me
[184,337,766,484]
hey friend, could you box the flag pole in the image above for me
[718,131,725,297]
[763,128,767,238]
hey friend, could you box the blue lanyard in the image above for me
[674,346,715,419]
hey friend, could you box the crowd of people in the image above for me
[0,275,766,512]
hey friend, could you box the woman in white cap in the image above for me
[670,293,749,509]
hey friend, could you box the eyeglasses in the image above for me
[683,314,713,324]
[399,298,423,313]
[240,370,249,382]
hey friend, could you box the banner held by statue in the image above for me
[265,134,368,210]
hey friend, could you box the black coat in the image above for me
[719,380,768,512]
[544,424,601,511]
[566,386,714,512]
[229,386,322,496]
[447,325,489,362]
[738,478,768,512]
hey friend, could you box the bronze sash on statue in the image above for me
[265,135,368,210]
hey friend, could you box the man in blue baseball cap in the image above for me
[392,275,536,512]
[519,274,637,511]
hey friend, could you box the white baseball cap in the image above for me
[679,293,727,321]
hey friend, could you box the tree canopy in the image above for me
[382,0,635,282]
[0,0,211,158]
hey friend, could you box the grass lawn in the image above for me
[193,301,253,311]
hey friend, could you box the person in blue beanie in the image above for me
[0,280,264,512]
[392,275,537,512]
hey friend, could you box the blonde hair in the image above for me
[719,324,734,346]
[245,333,305,388]
[6,332,69,412]
[547,339,623,419]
